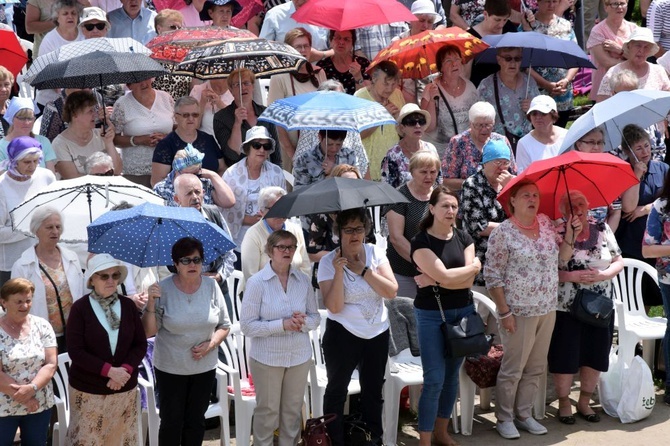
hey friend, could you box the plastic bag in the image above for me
[598,345,622,417]
[617,356,656,423]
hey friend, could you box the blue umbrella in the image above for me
[87,202,236,267]
[257,90,396,132]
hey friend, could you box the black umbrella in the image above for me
[265,177,409,219]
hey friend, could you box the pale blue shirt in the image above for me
[107,6,157,44]
[89,296,121,355]
[259,2,329,50]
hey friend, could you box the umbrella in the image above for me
[87,202,236,267]
[151,0,262,28]
[10,175,165,243]
[291,0,416,31]
[368,27,489,79]
[265,177,410,218]
[23,37,151,84]
[559,89,670,153]
[258,90,396,132]
[497,151,639,220]
[0,29,28,79]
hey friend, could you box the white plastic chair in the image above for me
[225,269,244,324]
[382,349,423,446]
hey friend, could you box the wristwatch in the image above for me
[30,383,38,393]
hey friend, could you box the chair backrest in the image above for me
[227,325,252,383]
[283,170,295,187]
[226,270,244,324]
[54,352,71,414]
[472,291,498,318]
[612,258,659,318]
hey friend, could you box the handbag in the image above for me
[302,413,337,446]
[464,344,504,388]
[434,287,491,358]
[342,413,377,446]
[570,288,614,328]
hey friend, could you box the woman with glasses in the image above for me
[66,254,147,445]
[317,29,370,96]
[143,237,231,446]
[318,208,398,445]
[240,230,321,446]
[516,95,567,172]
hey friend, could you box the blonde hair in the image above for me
[409,150,440,173]
[155,9,183,29]
[227,68,256,90]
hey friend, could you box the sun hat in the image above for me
[481,139,511,164]
[84,253,128,289]
[623,27,659,59]
[240,126,276,153]
[410,0,441,24]
[3,97,39,124]
[397,103,431,127]
[527,95,557,115]
[79,7,110,27]
[172,143,205,172]
[199,0,242,22]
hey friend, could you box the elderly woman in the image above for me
[0,278,57,446]
[0,67,15,139]
[317,29,370,96]
[190,78,233,138]
[516,95,568,172]
[550,191,623,424]
[293,129,361,187]
[66,254,147,444]
[442,101,517,192]
[11,207,84,353]
[85,151,115,175]
[240,229,321,446]
[355,61,406,180]
[385,151,440,297]
[53,90,122,179]
[318,208,398,446]
[79,6,110,39]
[421,45,479,155]
[411,186,481,446]
[213,68,282,168]
[477,47,541,150]
[484,179,576,439]
[199,0,240,27]
[0,137,57,287]
[151,96,224,187]
[111,77,174,187]
[143,237,231,445]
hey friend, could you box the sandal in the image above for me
[557,396,575,425]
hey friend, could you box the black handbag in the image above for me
[342,414,378,446]
[302,414,337,446]
[434,287,491,358]
[570,288,614,328]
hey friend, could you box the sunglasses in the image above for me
[169,24,182,30]
[92,169,115,176]
[178,256,203,265]
[274,244,297,252]
[176,112,201,119]
[251,142,273,151]
[499,55,523,63]
[95,271,122,281]
[83,23,106,31]
[402,116,427,127]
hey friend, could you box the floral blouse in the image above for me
[644,198,670,285]
[293,143,360,187]
[380,141,441,189]
[477,73,540,138]
[455,0,486,26]
[484,214,560,317]
[441,129,517,183]
[316,56,371,96]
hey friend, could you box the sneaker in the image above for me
[496,420,521,439]
[515,417,548,435]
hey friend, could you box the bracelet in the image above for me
[500,312,514,319]
[30,383,38,393]
[357,78,365,85]
[129,136,137,147]
[498,310,512,318]
[361,266,369,277]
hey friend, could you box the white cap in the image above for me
[527,95,557,115]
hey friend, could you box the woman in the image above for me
[0,67,15,139]
[0,278,57,446]
[586,0,637,102]
[66,254,147,444]
[484,179,576,439]
[386,151,440,298]
[143,237,231,446]
[318,208,398,446]
[381,104,439,188]
[477,47,541,149]
[516,95,567,172]
[240,230,321,446]
[421,45,479,156]
[152,10,191,102]
[442,101,516,192]
[550,190,623,424]
[317,29,370,96]
[11,207,84,353]
[199,0,241,27]
[0,136,56,287]
[52,90,122,179]
[411,186,481,446]
[111,77,174,187]
[0,97,57,174]
[190,78,233,138]
[151,96,224,187]
[355,61,406,180]
[467,0,513,87]
[597,27,670,101]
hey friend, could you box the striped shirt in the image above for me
[648,0,670,51]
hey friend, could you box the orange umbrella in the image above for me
[367,27,488,79]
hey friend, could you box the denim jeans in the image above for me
[415,304,475,432]
[0,407,52,445]
[658,283,670,388]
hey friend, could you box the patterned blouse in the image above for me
[380,141,441,189]
[40,262,74,337]
[477,73,540,138]
[441,130,517,183]
[293,143,360,187]
[484,214,560,317]
[644,198,670,285]
[316,56,371,96]
[455,0,486,26]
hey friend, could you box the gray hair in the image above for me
[610,69,639,93]
[318,79,344,92]
[84,152,113,174]
[469,101,496,123]
[258,186,287,212]
[558,190,588,217]
[52,0,82,24]
[174,95,199,112]
[29,206,63,236]
[574,127,605,151]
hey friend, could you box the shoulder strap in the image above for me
[492,72,506,126]
[437,86,459,135]
[39,263,67,337]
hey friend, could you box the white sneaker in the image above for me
[515,417,547,435]
[496,420,521,439]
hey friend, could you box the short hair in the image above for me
[264,229,298,256]
[419,186,459,231]
[328,29,356,48]
[330,164,361,178]
[318,129,347,141]
[51,0,82,25]
[436,44,463,68]
[29,206,63,236]
[558,190,588,217]
[227,68,256,90]
[409,150,441,173]
[284,27,312,46]
[155,8,183,29]
[174,95,198,111]
[622,124,650,150]
[171,236,204,264]
[1,278,35,303]
[0,66,14,84]
[506,179,537,215]
[317,79,344,92]
[527,108,559,123]
[258,186,287,211]
[574,127,605,151]
[484,0,511,16]
[7,108,36,135]
[496,46,522,56]
[469,101,496,123]
[84,151,113,174]
[62,90,97,123]
[334,208,372,234]
[610,69,639,93]
[371,60,400,82]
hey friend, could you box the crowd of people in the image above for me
[1,0,670,444]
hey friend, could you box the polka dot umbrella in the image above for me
[87,202,236,267]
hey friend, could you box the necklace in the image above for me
[1,316,24,336]
[440,77,463,96]
[511,215,539,236]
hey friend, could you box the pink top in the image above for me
[586,20,637,101]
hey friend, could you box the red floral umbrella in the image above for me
[152,0,262,27]
[0,29,28,79]
[291,0,416,31]
[367,27,489,79]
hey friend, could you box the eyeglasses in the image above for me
[578,139,606,147]
[175,112,201,119]
[95,272,122,281]
[178,256,203,265]
[293,44,311,51]
[83,23,106,31]
[498,55,523,63]
[341,226,366,235]
[238,81,253,87]
[472,122,494,130]
[491,159,511,167]
[274,244,297,252]
[169,24,182,30]
[251,142,273,151]
[401,116,427,126]
[607,2,627,7]
[15,116,35,122]
[92,169,114,176]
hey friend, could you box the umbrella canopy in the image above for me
[258,90,396,132]
[475,31,595,69]
[30,51,167,90]
[559,89,670,153]
[497,151,639,219]
[265,177,410,218]
[291,0,416,31]
[10,175,165,243]
[174,37,306,79]
[368,27,489,79]
[87,202,236,267]
[0,29,28,79]
[151,0,262,27]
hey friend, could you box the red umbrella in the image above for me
[0,30,28,79]
[497,151,639,219]
[291,0,416,31]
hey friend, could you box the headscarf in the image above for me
[89,290,121,330]
[2,136,43,179]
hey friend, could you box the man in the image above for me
[107,0,157,44]
[648,0,670,56]
[292,129,360,187]
[355,22,409,61]
[79,6,110,39]
[260,0,329,53]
